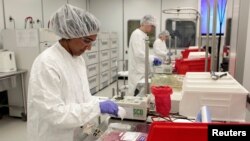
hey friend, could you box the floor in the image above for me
[1,79,250,141]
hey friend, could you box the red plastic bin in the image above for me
[147,122,208,141]
[181,48,204,58]
[175,57,211,75]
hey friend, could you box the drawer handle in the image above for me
[89,67,96,71]
[102,52,108,56]
[0,77,12,81]
[89,79,96,83]
[102,63,108,66]
[102,74,108,77]
[102,42,108,45]
[89,54,96,59]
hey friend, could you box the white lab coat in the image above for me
[27,42,100,141]
[128,29,155,96]
[153,38,167,60]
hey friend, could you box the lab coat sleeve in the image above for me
[153,40,167,58]
[131,38,155,64]
[29,61,100,129]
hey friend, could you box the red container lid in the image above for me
[151,86,173,96]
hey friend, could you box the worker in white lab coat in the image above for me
[153,30,170,61]
[27,4,118,141]
[128,15,162,96]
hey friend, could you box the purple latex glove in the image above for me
[99,100,118,116]
[153,57,162,66]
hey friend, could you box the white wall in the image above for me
[4,0,42,29]
[228,0,240,77]
[0,0,87,47]
[43,0,67,28]
[243,0,250,122]
[1,0,86,30]
[0,0,4,49]
[68,0,86,10]
[243,1,250,92]
[229,0,249,83]
[43,0,87,28]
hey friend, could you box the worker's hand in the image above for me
[153,58,162,66]
[166,52,173,56]
[99,100,118,116]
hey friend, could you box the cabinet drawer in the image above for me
[110,39,118,48]
[110,67,117,83]
[84,52,99,65]
[0,76,16,91]
[99,71,110,83]
[90,86,99,95]
[87,64,99,77]
[88,75,99,89]
[110,58,117,68]
[110,48,118,58]
[99,39,109,51]
[99,80,109,90]
[100,50,110,61]
[100,60,110,73]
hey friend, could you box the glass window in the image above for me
[165,19,196,48]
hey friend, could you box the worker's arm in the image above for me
[130,37,155,64]
[153,40,167,58]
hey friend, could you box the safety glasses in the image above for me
[82,37,96,46]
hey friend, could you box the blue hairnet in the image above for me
[49,4,100,39]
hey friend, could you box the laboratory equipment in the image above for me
[111,96,149,121]
[179,72,249,122]
[153,64,173,74]
[0,50,17,72]
[210,71,227,80]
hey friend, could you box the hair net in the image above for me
[140,15,156,26]
[158,30,170,37]
[49,4,100,39]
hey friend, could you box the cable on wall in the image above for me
[2,0,6,29]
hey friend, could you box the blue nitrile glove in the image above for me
[153,58,162,66]
[99,100,118,116]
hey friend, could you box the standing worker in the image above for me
[27,4,118,141]
[128,15,162,96]
[153,30,170,61]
